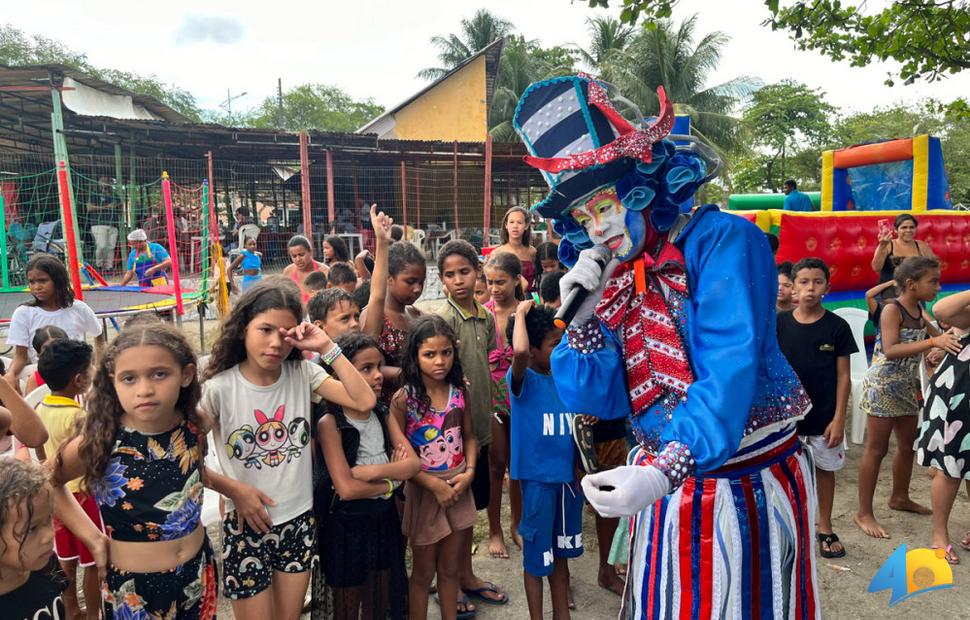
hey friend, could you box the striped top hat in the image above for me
[513,74,674,218]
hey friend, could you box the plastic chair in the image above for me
[834,307,870,445]
[411,229,427,256]
[238,224,260,249]
[23,384,51,410]
[19,363,37,394]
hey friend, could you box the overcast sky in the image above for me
[5,0,968,118]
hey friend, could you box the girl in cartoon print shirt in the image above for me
[199,278,376,620]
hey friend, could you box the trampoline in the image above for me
[0,285,208,349]
[0,285,203,322]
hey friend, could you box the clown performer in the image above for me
[513,75,818,618]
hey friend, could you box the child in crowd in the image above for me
[36,339,102,619]
[776,258,857,559]
[855,257,963,540]
[309,289,362,339]
[776,261,795,313]
[390,316,478,620]
[316,332,419,619]
[507,301,582,619]
[534,241,564,276]
[361,241,425,367]
[917,289,970,563]
[435,239,508,611]
[0,459,107,619]
[329,263,358,294]
[483,251,525,558]
[283,235,328,303]
[538,271,564,308]
[324,236,351,267]
[200,277,376,620]
[474,271,491,307]
[304,271,330,296]
[23,325,68,394]
[52,322,216,618]
[230,236,263,292]
[5,255,104,392]
[353,281,371,313]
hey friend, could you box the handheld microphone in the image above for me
[553,244,613,330]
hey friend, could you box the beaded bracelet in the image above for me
[322,343,343,366]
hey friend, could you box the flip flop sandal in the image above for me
[433,591,476,619]
[572,416,600,474]
[959,533,970,552]
[931,544,960,565]
[463,581,509,605]
[817,532,846,558]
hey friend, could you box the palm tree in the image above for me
[487,37,581,141]
[574,16,634,82]
[611,15,760,154]
[418,10,513,80]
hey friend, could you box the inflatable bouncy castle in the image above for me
[731,135,969,309]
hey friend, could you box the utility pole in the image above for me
[277,78,285,130]
[220,89,248,126]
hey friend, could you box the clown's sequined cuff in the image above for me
[566,319,604,354]
[655,441,695,489]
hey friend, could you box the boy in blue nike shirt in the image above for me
[507,300,583,620]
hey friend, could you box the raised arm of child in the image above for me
[933,289,970,330]
[0,371,47,447]
[283,322,377,412]
[865,280,895,315]
[346,414,420,485]
[880,303,962,359]
[509,300,535,395]
[361,204,392,340]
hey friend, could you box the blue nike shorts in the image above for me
[518,480,584,577]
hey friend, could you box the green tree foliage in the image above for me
[488,37,579,140]
[418,9,512,80]
[245,84,384,132]
[587,0,970,85]
[0,24,202,120]
[573,16,634,82]
[607,15,759,153]
[741,80,834,191]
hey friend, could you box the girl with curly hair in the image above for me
[52,322,217,619]
[0,459,107,617]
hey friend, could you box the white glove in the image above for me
[559,248,620,326]
[581,465,671,518]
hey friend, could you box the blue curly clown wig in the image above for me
[549,139,708,267]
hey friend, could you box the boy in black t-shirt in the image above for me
[776,257,858,559]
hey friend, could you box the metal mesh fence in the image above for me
[0,147,551,304]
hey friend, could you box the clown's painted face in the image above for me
[569,186,647,262]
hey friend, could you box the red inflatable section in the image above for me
[776,213,970,293]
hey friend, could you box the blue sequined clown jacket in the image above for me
[552,205,811,488]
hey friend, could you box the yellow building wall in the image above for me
[390,56,488,141]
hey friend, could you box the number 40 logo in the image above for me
[868,544,954,606]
